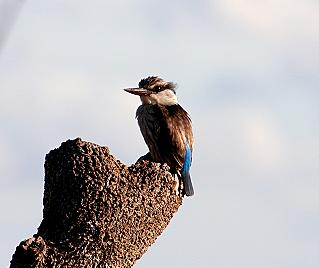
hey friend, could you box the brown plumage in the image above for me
[136,104,193,171]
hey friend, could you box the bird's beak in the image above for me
[124,88,151,96]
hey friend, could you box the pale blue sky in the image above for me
[1,0,318,267]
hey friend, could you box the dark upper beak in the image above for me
[124,88,151,96]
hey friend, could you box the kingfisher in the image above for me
[124,76,194,196]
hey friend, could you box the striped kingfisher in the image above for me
[124,76,194,196]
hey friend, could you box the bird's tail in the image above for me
[183,172,194,196]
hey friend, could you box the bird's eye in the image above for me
[155,86,161,91]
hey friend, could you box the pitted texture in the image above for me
[10,138,182,268]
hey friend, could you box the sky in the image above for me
[0,0,319,267]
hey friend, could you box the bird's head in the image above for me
[124,76,178,105]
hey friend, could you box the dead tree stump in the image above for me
[10,138,183,268]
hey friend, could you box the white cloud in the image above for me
[215,0,319,39]
[240,109,283,169]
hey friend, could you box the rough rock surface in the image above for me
[10,138,183,268]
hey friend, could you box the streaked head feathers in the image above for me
[138,76,176,94]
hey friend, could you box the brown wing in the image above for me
[158,104,193,170]
[136,104,193,171]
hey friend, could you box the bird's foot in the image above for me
[136,152,152,162]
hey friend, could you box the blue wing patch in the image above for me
[181,143,192,177]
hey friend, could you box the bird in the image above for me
[124,76,194,196]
